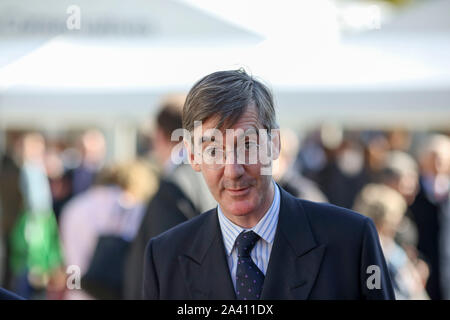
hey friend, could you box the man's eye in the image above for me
[206,147,217,157]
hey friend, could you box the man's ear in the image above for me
[271,129,281,161]
[184,139,201,172]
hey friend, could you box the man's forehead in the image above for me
[200,125,260,143]
[191,104,264,142]
[198,104,258,128]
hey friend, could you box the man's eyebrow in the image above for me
[199,126,260,144]
[200,135,216,144]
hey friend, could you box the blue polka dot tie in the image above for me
[235,231,264,300]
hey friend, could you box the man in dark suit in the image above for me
[143,69,395,300]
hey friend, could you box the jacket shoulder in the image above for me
[300,199,369,224]
[296,198,373,241]
[148,208,216,252]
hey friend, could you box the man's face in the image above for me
[187,104,280,217]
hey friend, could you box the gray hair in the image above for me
[182,69,278,133]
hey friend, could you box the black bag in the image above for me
[81,235,130,300]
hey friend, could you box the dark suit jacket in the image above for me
[409,180,443,300]
[143,186,395,299]
[0,287,24,300]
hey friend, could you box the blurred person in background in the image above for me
[361,131,392,181]
[379,151,420,247]
[313,124,370,209]
[296,129,328,186]
[409,134,450,300]
[8,132,63,299]
[353,184,429,299]
[44,141,74,223]
[380,150,419,206]
[69,129,106,197]
[0,133,23,290]
[272,128,327,203]
[442,190,450,300]
[149,94,216,211]
[386,129,413,153]
[0,195,3,285]
[59,160,158,299]
[123,94,216,299]
[379,150,430,289]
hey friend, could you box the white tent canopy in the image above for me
[1,0,449,132]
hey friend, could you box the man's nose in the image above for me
[223,160,245,179]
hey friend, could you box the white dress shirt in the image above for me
[217,180,281,290]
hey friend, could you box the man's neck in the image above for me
[223,181,275,229]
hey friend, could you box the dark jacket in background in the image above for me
[409,181,444,300]
[0,155,23,290]
[123,179,198,299]
[315,161,369,209]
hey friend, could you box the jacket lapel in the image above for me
[260,187,326,300]
[178,209,236,299]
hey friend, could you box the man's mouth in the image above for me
[226,186,251,196]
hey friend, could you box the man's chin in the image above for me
[222,200,255,217]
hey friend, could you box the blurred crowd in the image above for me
[0,96,449,300]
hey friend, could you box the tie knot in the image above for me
[235,231,260,257]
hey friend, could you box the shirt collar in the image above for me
[217,180,281,256]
